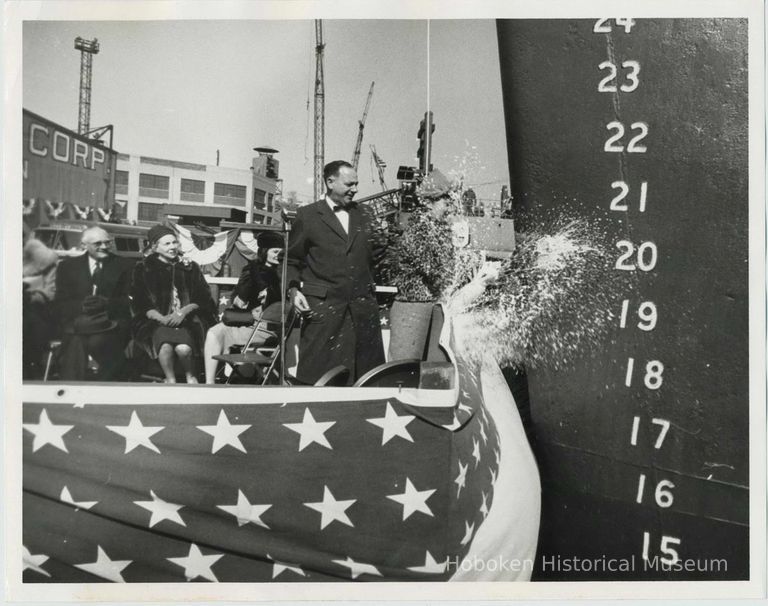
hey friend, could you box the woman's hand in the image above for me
[166,310,185,327]
[147,309,169,325]
[475,261,502,287]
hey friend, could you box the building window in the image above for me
[253,188,267,211]
[180,178,205,203]
[139,173,169,199]
[138,202,161,221]
[115,170,129,196]
[214,182,246,207]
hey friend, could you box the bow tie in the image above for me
[333,202,356,212]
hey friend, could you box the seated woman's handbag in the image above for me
[221,307,254,327]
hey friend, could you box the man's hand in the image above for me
[290,287,310,314]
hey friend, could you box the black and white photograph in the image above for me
[3,0,765,601]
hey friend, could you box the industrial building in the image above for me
[115,151,281,227]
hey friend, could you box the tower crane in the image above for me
[351,81,375,171]
[74,36,99,135]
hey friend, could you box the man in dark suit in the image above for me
[287,160,385,384]
[54,226,134,380]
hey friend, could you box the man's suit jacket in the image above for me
[55,253,134,331]
[286,200,385,382]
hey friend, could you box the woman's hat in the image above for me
[257,230,284,250]
[148,224,176,245]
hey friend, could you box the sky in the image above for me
[23,19,510,204]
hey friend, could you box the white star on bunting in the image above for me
[167,543,223,582]
[458,401,472,415]
[134,490,186,528]
[197,409,250,453]
[267,554,305,579]
[480,490,490,518]
[472,438,481,468]
[284,407,335,451]
[407,550,447,574]
[387,478,436,520]
[366,402,415,445]
[75,546,132,582]
[23,546,50,577]
[217,489,271,528]
[106,410,164,454]
[490,467,498,485]
[332,556,382,580]
[454,461,468,498]
[495,448,501,466]
[60,486,98,510]
[23,409,73,453]
[460,520,476,546]
[304,485,356,530]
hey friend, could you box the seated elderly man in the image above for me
[204,231,284,384]
[54,226,134,381]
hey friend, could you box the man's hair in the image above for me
[81,226,111,244]
[323,160,353,183]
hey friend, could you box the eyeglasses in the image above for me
[85,240,113,247]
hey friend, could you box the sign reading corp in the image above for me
[23,109,116,209]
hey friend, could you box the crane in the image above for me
[351,81,375,171]
[314,20,325,201]
[370,144,399,213]
[74,36,99,135]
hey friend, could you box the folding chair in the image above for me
[214,308,297,385]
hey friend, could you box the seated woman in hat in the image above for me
[204,230,284,384]
[129,225,216,383]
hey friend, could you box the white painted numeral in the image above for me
[619,299,630,327]
[605,121,625,152]
[631,416,671,448]
[598,60,640,93]
[655,479,675,508]
[610,181,629,210]
[645,360,665,390]
[593,18,636,33]
[637,301,658,331]
[625,359,664,389]
[615,18,636,33]
[627,122,649,152]
[651,418,670,449]
[642,533,680,565]
[610,181,648,212]
[598,61,618,92]
[636,476,674,508]
[636,473,646,503]
[615,241,658,271]
[593,18,612,33]
[639,181,648,212]
[625,357,635,387]
[604,122,648,153]
[619,300,657,330]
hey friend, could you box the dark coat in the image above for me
[287,199,385,383]
[129,254,216,358]
[235,260,282,311]
[54,253,134,333]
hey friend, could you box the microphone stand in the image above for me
[279,212,294,387]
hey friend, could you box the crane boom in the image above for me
[351,81,375,171]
